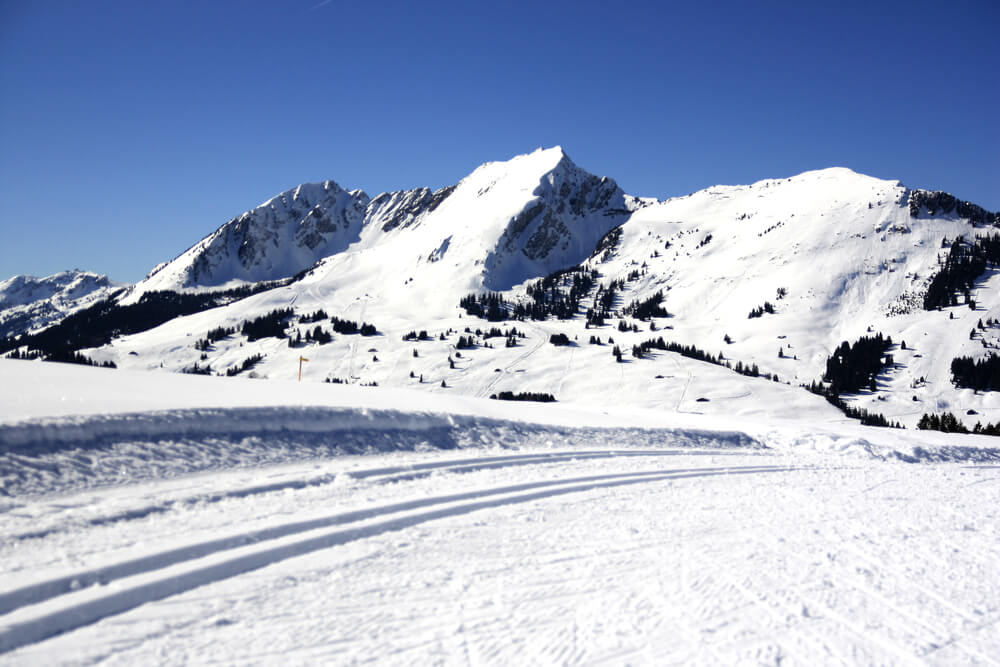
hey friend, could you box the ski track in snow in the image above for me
[0,452,799,654]
[2,449,996,665]
[1,362,1000,663]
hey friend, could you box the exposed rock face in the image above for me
[368,186,456,233]
[481,149,632,289]
[128,147,633,298]
[136,181,371,294]
[908,189,998,226]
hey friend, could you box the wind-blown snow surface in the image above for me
[1,360,999,664]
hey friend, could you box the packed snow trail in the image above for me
[0,450,766,614]
[0,455,799,654]
[2,361,1000,663]
[2,448,998,665]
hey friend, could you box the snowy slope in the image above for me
[76,157,997,431]
[125,147,633,305]
[1,360,999,663]
[5,149,1000,433]
[0,270,123,338]
[574,167,1000,426]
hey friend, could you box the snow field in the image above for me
[2,357,1000,663]
[1,448,998,664]
[3,359,998,498]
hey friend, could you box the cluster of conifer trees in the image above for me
[518,268,597,320]
[299,309,328,323]
[803,381,902,428]
[459,267,601,322]
[615,335,781,381]
[47,350,117,368]
[622,291,670,320]
[195,325,236,351]
[482,326,523,339]
[586,279,622,326]
[630,337,718,364]
[226,353,263,376]
[822,334,893,394]
[490,391,556,403]
[804,333,902,428]
[923,234,1000,310]
[289,326,333,346]
[330,316,377,336]
[950,353,1000,391]
[916,412,1000,435]
[459,292,509,321]
[181,361,213,375]
[748,302,776,319]
[242,308,294,341]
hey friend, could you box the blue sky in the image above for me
[2,0,997,283]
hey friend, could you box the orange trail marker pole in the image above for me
[298,356,309,381]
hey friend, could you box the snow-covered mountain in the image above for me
[128,147,634,303]
[0,270,122,338]
[133,181,371,295]
[4,148,999,432]
[6,149,1000,663]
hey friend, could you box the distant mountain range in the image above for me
[0,270,123,339]
[4,147,999,433]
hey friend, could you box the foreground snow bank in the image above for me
[0,405,756,496]
[2,359,999,497]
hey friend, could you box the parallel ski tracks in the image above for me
[0,451,797,654]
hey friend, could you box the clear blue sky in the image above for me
[2,0,997,283]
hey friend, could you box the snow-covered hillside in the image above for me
[3,148,999,432]
[127,147,633,303]
[130,181,370,296]
[1,360,998,663]
[0,270,122,338]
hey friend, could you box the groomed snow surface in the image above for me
[1,359,999,665]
